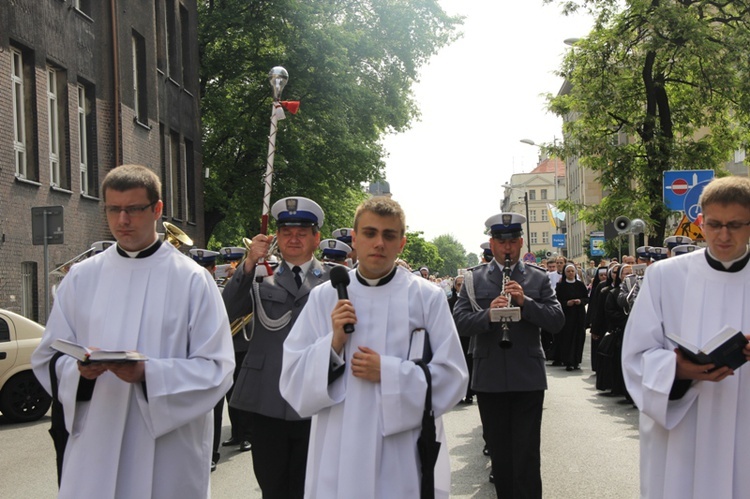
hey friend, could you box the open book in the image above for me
[666,325,747,370]
[51,339,148,364]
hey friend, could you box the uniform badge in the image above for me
[327,240,337,249]
[286,198,298,214]
[502,214,512,226]
[312,268,322,277]
[341,229,348,236]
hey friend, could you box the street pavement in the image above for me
[0,340,640,498]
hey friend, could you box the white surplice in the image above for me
[32,243,235,499]
[622,249,750,499]
[280,267,468,499]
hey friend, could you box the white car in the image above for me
[0,309,51,423]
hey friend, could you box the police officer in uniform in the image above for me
[221,197,329,499]
[453,212,564,499]
[189,249,228,471]
[664,235,693,257]
[332,227,356,265]
[217,246,253,458]
[318,238,353,265]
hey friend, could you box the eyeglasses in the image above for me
[104,202,156,216]
[701,220,750,233]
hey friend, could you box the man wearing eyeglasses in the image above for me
[622,175,750,499]
[32,164,235,498]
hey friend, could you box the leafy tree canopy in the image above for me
[432,234,467,276]
[198,0,462,247]
[545,0,750,243]
[401,231,443,273]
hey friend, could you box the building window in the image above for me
[541,189,548,200]
[155,0,166,71]
[541,210,548,222]
[166,0,179,80]
[735,149,746,164]
[170,130,183,219]
[180,3,192,91]
[47,66,69,189]
[530,209,537,222]
[528,190,536,200]
[73,0,92,17]
[185,138,196,222]
[132,30,148,124]
[542,232,550,244]
[21,262,39,322]
[77,81,98,196]
[12,45,39,181]
[530,232,538,245]
[160,124,168,213]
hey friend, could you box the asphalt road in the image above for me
[0,341,639,498]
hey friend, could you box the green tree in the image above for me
[432,234,467,276]
[401,231,443,273]
[198,0,462,246]
[546,0,750,244]
[466,252,479,268]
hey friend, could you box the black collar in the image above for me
[704,250,750,273]
[117,240,162,259]
[355,266,398,287]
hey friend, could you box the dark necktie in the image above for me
[293,266,302,288]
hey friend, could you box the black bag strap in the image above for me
[49,352,64,401]
[414,360,433,416]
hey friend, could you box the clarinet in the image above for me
[499,253,513,349]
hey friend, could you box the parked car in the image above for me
[0,309,51,423]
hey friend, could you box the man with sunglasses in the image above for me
[453,212,564,498]
[32,164,235,498]
[623,175,750,498]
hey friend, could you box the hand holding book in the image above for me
[667,326,749,382]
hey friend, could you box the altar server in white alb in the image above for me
[280,196,468,499]
[622,175,750,499]
[32,164,235,499]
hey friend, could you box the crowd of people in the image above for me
[29,166,750,499]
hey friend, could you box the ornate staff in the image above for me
[256,66,299,280]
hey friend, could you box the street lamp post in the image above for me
[502,184,531,254]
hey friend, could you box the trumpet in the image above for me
[230,313,253,337]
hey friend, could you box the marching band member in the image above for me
[221,196,330,499]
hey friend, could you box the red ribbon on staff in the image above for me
[280,101,300,114]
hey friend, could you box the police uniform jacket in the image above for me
[453,260,564,392]
[222,258,330,420]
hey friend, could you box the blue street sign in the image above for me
[552,234,566,248]
[683,179,713,222]
[663,170,714,211]
[590,236,605,256]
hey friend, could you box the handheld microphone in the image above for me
[329,265,355,334]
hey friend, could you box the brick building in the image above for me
[0,0,204,322]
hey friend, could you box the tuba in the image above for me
[163,222,193,249]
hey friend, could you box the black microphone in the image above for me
[329,265,355,334]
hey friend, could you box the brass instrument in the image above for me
[163,222,193,249]
[49,248,96,278]
[230,313,253,337]
[499,254,514,349]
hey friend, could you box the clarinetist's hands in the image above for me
[490,279,525,307]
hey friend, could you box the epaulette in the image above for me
[525,262,546,272]
[465,263,487,272]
